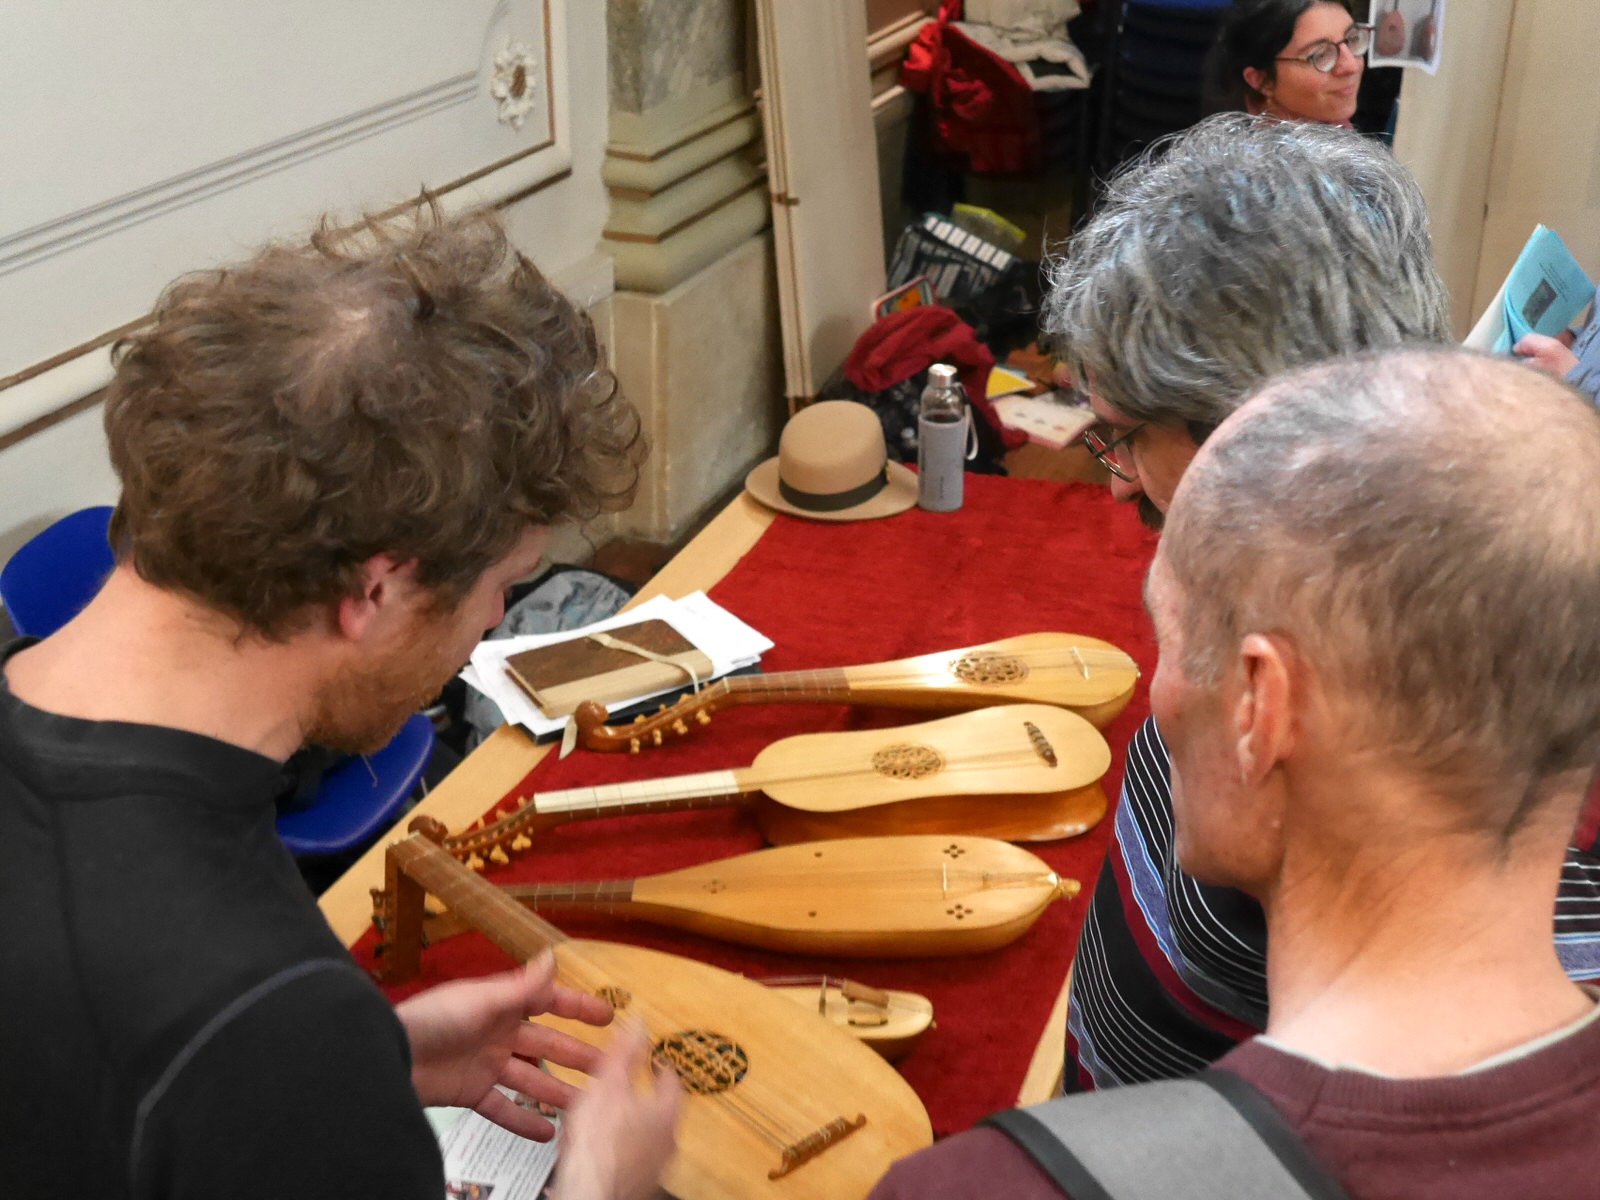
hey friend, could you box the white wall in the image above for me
[1394,0,1600,337]
[0,1,611,562]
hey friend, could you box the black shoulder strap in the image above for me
[982,1069,1350,1200]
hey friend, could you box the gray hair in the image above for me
[1045,114,1452,434]
[1161,348,1600,836]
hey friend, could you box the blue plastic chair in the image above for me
[0,506,117,637]
[275,712,435,856]
[1,505,434,855]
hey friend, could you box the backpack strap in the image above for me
[981,1069,1350,1200]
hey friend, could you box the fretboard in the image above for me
[533,769,748,815]
[390,834,567,961]
[506,878,636,907]
[727,667,851,699]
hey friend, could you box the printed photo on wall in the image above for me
[1368,0,1445,74]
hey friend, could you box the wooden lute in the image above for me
[575,632,1140,753]
[380,820,933,1200]
[409,836,1080,957]
[445,704,1111,865]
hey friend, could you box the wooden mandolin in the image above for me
[574,632,1140,753]
[380,821,933,1200]
[410,836,1079,957]
[764,977,934,1062]
[445,704,1111,865]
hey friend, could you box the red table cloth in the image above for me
[354,475,1159,1134]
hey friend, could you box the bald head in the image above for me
[1161,348,1600,834]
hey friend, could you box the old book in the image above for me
[502,619,715,719]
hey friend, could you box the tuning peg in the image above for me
[673,719,688,735]
[651,729,664,746]
[695,711,711,725]
[489,845,510,865]
[466,853,485,871]
[633,714,646,724]
[628,737,641,753]
[511,833,532,851]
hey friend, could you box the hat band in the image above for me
[779,465,889,513]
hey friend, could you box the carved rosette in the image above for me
[489,41,542,130]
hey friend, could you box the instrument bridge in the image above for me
[770,1114,869,1179]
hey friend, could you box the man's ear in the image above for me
[335,554,420,642]
[1233,633,1295,785]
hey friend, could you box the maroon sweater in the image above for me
[869,1012,1600,1199]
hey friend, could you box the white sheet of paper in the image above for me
[462,592,773,737]
[431,1103,560,1200]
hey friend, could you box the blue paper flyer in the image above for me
[1464,225,1594,354]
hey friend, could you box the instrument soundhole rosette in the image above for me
[652,1030,751,1094]
[871,743,944,780]
[596,985,633,1012]
[950,650,1028,685]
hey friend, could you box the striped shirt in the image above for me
[1066,716,1600,1091]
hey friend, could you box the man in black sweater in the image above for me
[0,206,676,1199]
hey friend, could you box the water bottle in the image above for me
[918,363,971,512]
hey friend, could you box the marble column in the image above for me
[603,0,783,544]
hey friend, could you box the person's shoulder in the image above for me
[131,958,440,1200]
[867,1125,1068,1200]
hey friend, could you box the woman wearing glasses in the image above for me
[1206,1,1370,127]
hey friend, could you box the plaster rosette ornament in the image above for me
[489,41,541,130]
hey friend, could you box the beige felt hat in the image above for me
[744,400,918,522]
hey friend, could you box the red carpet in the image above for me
[352,475,1159,1134]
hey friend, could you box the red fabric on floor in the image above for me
[353,476,1158,1135]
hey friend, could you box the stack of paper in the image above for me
[461,592,773,738]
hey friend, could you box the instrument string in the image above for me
[746,648,1137,686]
[535,742,1084,815]
[513,866,1058,900]
[548,942,838,1145]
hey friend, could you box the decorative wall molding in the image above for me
[602,106,762,196]
[0,73,488,283]
[2,0,571,441]
[601,87,767,293]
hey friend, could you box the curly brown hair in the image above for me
[104,202,644,637]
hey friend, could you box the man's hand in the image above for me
[550,1025,682,1200]
[1515,331,1580,379]
[395,952,612,1140]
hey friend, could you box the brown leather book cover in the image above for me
[503,619,714,718]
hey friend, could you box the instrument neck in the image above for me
[724,667,852,703]
[534,769,751,816]
[390,835,567,961]
[508,878,637,906]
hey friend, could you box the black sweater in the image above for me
[0,641,442,1198]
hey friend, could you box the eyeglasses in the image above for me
[1081,421,1144,483]
[1277,23,1372,73]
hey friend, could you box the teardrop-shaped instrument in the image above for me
[574,632,1140,753]
[444,704,1111,865]
[412,835,1079,957]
